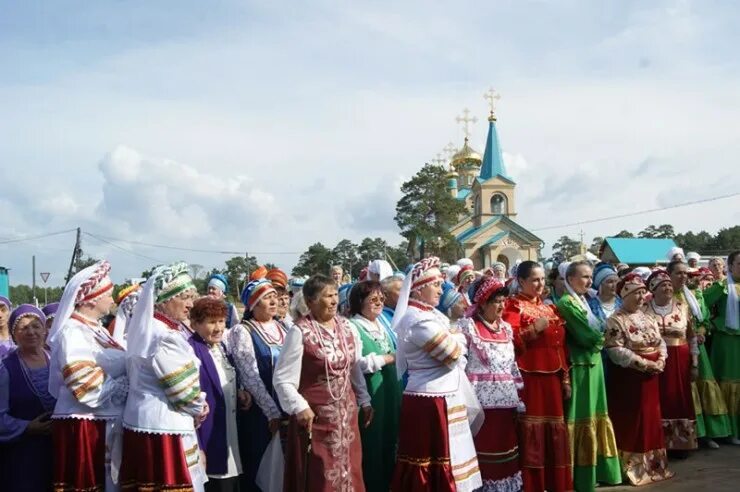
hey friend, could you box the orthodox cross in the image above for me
[431,152,446,166]
[483,88,501,120]
[455,108,478,139]
[443,142,457,158]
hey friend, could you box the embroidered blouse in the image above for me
[643,300,699,356]
[604,309,667,370]
[349,315,394,375]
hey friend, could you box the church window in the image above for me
[474,194,481,215]
[491,193,507,215]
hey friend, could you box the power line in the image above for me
[0,228,77,245]
[87,232,304,255]
[530,192,740,232]
[83,232,166,263]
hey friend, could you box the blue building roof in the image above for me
[456,188,471,200]
[456,217,501,243]
[604,238,678,264]
[479,119,513,182]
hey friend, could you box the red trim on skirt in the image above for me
[518,372,573,492]
[475,408,520,482]
[119,429,194,491]
[391,394,456,492]
[53,418,107,492]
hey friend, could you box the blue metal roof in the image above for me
[456,188,471,200]
[455,217,501,242]
[483,231,509,247]
[479,119,513,182]
[604,238,678,264]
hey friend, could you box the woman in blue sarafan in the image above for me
[227,279,288,491]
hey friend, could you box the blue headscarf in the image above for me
[593,264,618,291]
[338,283,354,312]
[208,273,229,294]
[437,281,462,314]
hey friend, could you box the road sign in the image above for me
[40,272,50,283]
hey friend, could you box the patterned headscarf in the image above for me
[437,281,463,314]
[410,257,443,292]
[155,262,195,304]
[207,273,229,294]
[75,260,113,306]
[647,270,671,293]
[456,264,476,285]
[250,266,268,281]
[0,296,11,310]
[617,273,646,299]
[592,264,618,291]
[465,276,505,317]
[41,302,60,319]
[241,279,277,312]
[9,304,46,333]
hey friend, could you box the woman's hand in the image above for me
[383,354,396,365]
[562,383,572,400]
[25,412,52,435]
[534,317,549,334]
[237,390,253,411]
[268,418,281,434]
[696,333,706,345]
[296,407,316,433]
[194,402,209,429]
[361,405,374,428]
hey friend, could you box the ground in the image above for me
[610,445,740,491]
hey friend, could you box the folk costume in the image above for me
[502,291,572,492]
[0,305,56,491]
[390,257,482,492]
[120,263,207,491]
[460,277,523,492]
[349,310,402,492]
[274,308,372,492]
[643,271,698,451]
[703,265,740,440]
[676,281,731,440]
[557,283,621,491]
[208,274,240,329]
[0,295,15,359]
[604,274,673,486]
[48,260,128,492]
[227,279,285,491]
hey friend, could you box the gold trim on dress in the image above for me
[567,414,619,466]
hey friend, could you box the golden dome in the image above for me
[451,138,482,167]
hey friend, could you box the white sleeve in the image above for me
[349,320,387,374]
[351,358,372,408]
[152,335,205,417]
[226,325,280,419]
[273,326,309,415]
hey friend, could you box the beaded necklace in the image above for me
[309,315,351,402]
[18,349,51,401]
[249,319,286,346]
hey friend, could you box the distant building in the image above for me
[446,95,543,270]
[599,237,679,266]
[0,267,8,298]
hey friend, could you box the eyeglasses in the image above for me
[366,295,386,304]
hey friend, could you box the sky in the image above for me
[1,0,739,286]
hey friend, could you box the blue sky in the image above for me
[1,0,739,285]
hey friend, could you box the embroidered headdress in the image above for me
[240,279,276,312]
[647,270,671,293]
[9,304,46,333]
[617,272,646,299]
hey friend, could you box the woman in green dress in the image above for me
[668,260,730,448]
[348,280,403,492]
[557,261,621,491]
[703,251,740,445]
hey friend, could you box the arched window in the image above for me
[474,194,481,215]
[491,193,507,215]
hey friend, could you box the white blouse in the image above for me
[207,344,242,479]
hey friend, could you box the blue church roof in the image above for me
[479,119,513,182]
[603,238,678,264]
[456,188,471,200]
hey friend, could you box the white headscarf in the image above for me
[562,262,600,331]
[727,255,739,331]
[682,285,704,322]
[368,260,393,281]
[666,246,685,262]
[48,261,112,398]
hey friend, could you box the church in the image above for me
[446,91,543,271]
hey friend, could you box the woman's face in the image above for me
[192,316,226,345]
[731,256,740,281]
[449,297,467,321]
[0,304,9,327]
[415,279,444,307]
[481,295,505,323]
[307,285,338,323]
[654,281,674,301]
[13,317,47,350]
[252,291,279,322]
[160,290,197,322]
[360,289,385,321]
[460,275,474,289]
[709,259,724,279]
[553,274,566,295]
[670,262,689,289]
[621,288,646,312]
[94,291,116,318]
[600,275,618,298]
[207,285,225,299]
[493,266,506,280]
[276,290,290,318]
[568,265,593,295]
[520,267,546,297]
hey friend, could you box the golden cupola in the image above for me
[451,137,482,188]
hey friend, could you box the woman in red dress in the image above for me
[502,261,572,492]
[605,273,674,486]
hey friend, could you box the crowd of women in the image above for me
[0,247,738,492]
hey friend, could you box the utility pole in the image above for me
[66,227,81,282]
[32,255,37,306]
